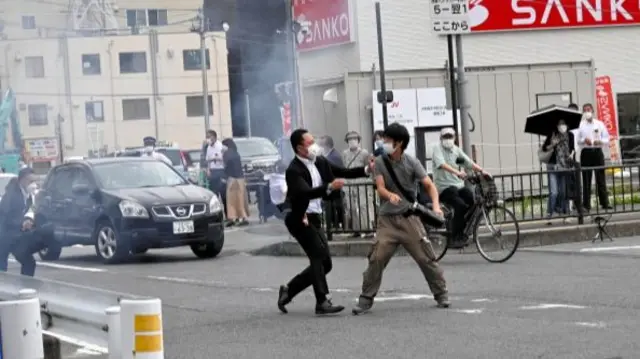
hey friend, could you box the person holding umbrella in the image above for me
[526,105,582,222]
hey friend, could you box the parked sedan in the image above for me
[35,157,225,263]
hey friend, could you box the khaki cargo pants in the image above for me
[361,214,448,299]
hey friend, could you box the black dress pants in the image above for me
[284,213,332,304]
[580,148,609,209]
[439,186,475,239]
[0,230,40,277]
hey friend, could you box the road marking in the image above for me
[252,287,275,292]
[520,303,586,310]
[42,330,108,354]
[471,298,495,303]
[73,348,104,356]
[580,245,640,252]
[574,321,607,328]
[452,308,484,314]
[373,294,431,302]
[146,275,226,285]
[8,258,106,272]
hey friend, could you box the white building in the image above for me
[0,0,231,159]
[294,0,639,171]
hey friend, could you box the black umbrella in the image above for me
[524,105,582,136]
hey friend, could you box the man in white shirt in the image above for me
[577,103,611,211]
[141,137,172,166]
[204,130,226,199]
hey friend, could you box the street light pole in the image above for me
[286,0,303,128]
[193,8,210,131]
[375,2,389,129]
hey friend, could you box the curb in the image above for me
[250,219,640,257]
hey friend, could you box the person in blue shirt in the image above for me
[372,130,385,157]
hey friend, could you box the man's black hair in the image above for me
[583,102,593,109]
[18,167,34,180]
[374,130,384,139]
[383,123,410,151]
[568,103,579,110]
[324,135,334,148]
[290,129,308,154]
[207,130,217,138]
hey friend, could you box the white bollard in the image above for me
[0,288,44,359]
[105,306,121,359]
[119,298,164,359]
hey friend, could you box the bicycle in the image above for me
[425,173,520,263]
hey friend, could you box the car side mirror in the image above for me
[71,183,91,195]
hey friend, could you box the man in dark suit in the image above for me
[0,168,42,276]
[277,129,372,315]
[319,135,345,233]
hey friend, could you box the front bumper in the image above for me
[118,211,224,249]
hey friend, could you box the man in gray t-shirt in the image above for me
[352,123,450,315]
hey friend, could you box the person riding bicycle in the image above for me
[432,128,489,248]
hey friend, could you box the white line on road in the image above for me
[574,321,607,328]
[373,294,431,302]
[580,245,640,252]
[471,298,495,303]
[452,308,484,314]
[146,275,226,286]
[520,303,587,310]
[42,330,108,354]
[8,258,106,272]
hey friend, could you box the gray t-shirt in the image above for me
[374,153,428,216]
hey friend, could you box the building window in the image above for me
[126,9,168,27]
[119,52,147,74]
[185,95,214,117]
[82,54,101,75]
[28,104,48,126]
[25,56,45,78]
[85,101,104,122]
[21,16,36,29]
[122,98,151,120]
[183,49,210,71]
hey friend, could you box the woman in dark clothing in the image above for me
[221,138,249,226]
[542,119,575,223]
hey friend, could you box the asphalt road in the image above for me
[8,221,640,359]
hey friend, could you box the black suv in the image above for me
[35,157,225,264]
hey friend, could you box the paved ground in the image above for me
[8,220,640,359]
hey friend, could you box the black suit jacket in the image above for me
[542,131,575,165]
[0,179,30,235]
[285,156,367,222]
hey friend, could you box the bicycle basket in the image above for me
[475,176,499,204]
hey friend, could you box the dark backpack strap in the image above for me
[381,155,416,204]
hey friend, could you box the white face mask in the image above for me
[441,139,455,149]
[382,142,395,155]
[306,143,323,160]
[375,140,383,148]
[26,182,38,195]
[143,146,154,154]
[347,139,359,149]
[583,111,593,121]
[558,124,568,133]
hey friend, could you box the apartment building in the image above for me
[0,31,231,157]
[0,0,231,157]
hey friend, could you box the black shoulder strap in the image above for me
[381,155,416,204]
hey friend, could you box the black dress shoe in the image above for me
[315,299,345,315]
[277,285,291,314]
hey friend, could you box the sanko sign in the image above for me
[468,0,640,32]
[293,0,354,51]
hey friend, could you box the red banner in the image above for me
[293,0,353,51]
[595,76,620,161]
[281,102,292,136]
[468,0,640,33]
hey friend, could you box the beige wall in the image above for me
[0,32,231,156]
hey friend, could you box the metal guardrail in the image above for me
[322,163,640,240]
[0,273,165,358]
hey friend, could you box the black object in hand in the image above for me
[411,203,445,228]
[455,157,466,165]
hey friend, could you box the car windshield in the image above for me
[93,161,187,189]
[155,149,183,166]
[0,176,15,196]
[235,138,279,158]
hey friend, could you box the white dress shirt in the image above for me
[577,119,609,150]
[206,141,225,170]
[297,155,323,214]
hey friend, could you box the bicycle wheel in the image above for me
[425,226,448,262]
[473,204,520,263]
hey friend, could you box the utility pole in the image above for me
[285,0,303,128]
[244,89,252,137]
[446,35,458,141]
[455,35,471,156]
[375,2,390,129]
[192,8,210,131]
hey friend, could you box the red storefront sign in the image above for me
[281,102,292,136]
[293,0,353,51]
[468,0,640,32]
[595,76,620,161]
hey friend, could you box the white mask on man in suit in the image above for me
[306,143,323,161]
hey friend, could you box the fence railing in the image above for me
[0,273,165,358]
[321,162,640,240]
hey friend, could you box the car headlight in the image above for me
[209,194,223,214]
[119,200,149,218]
